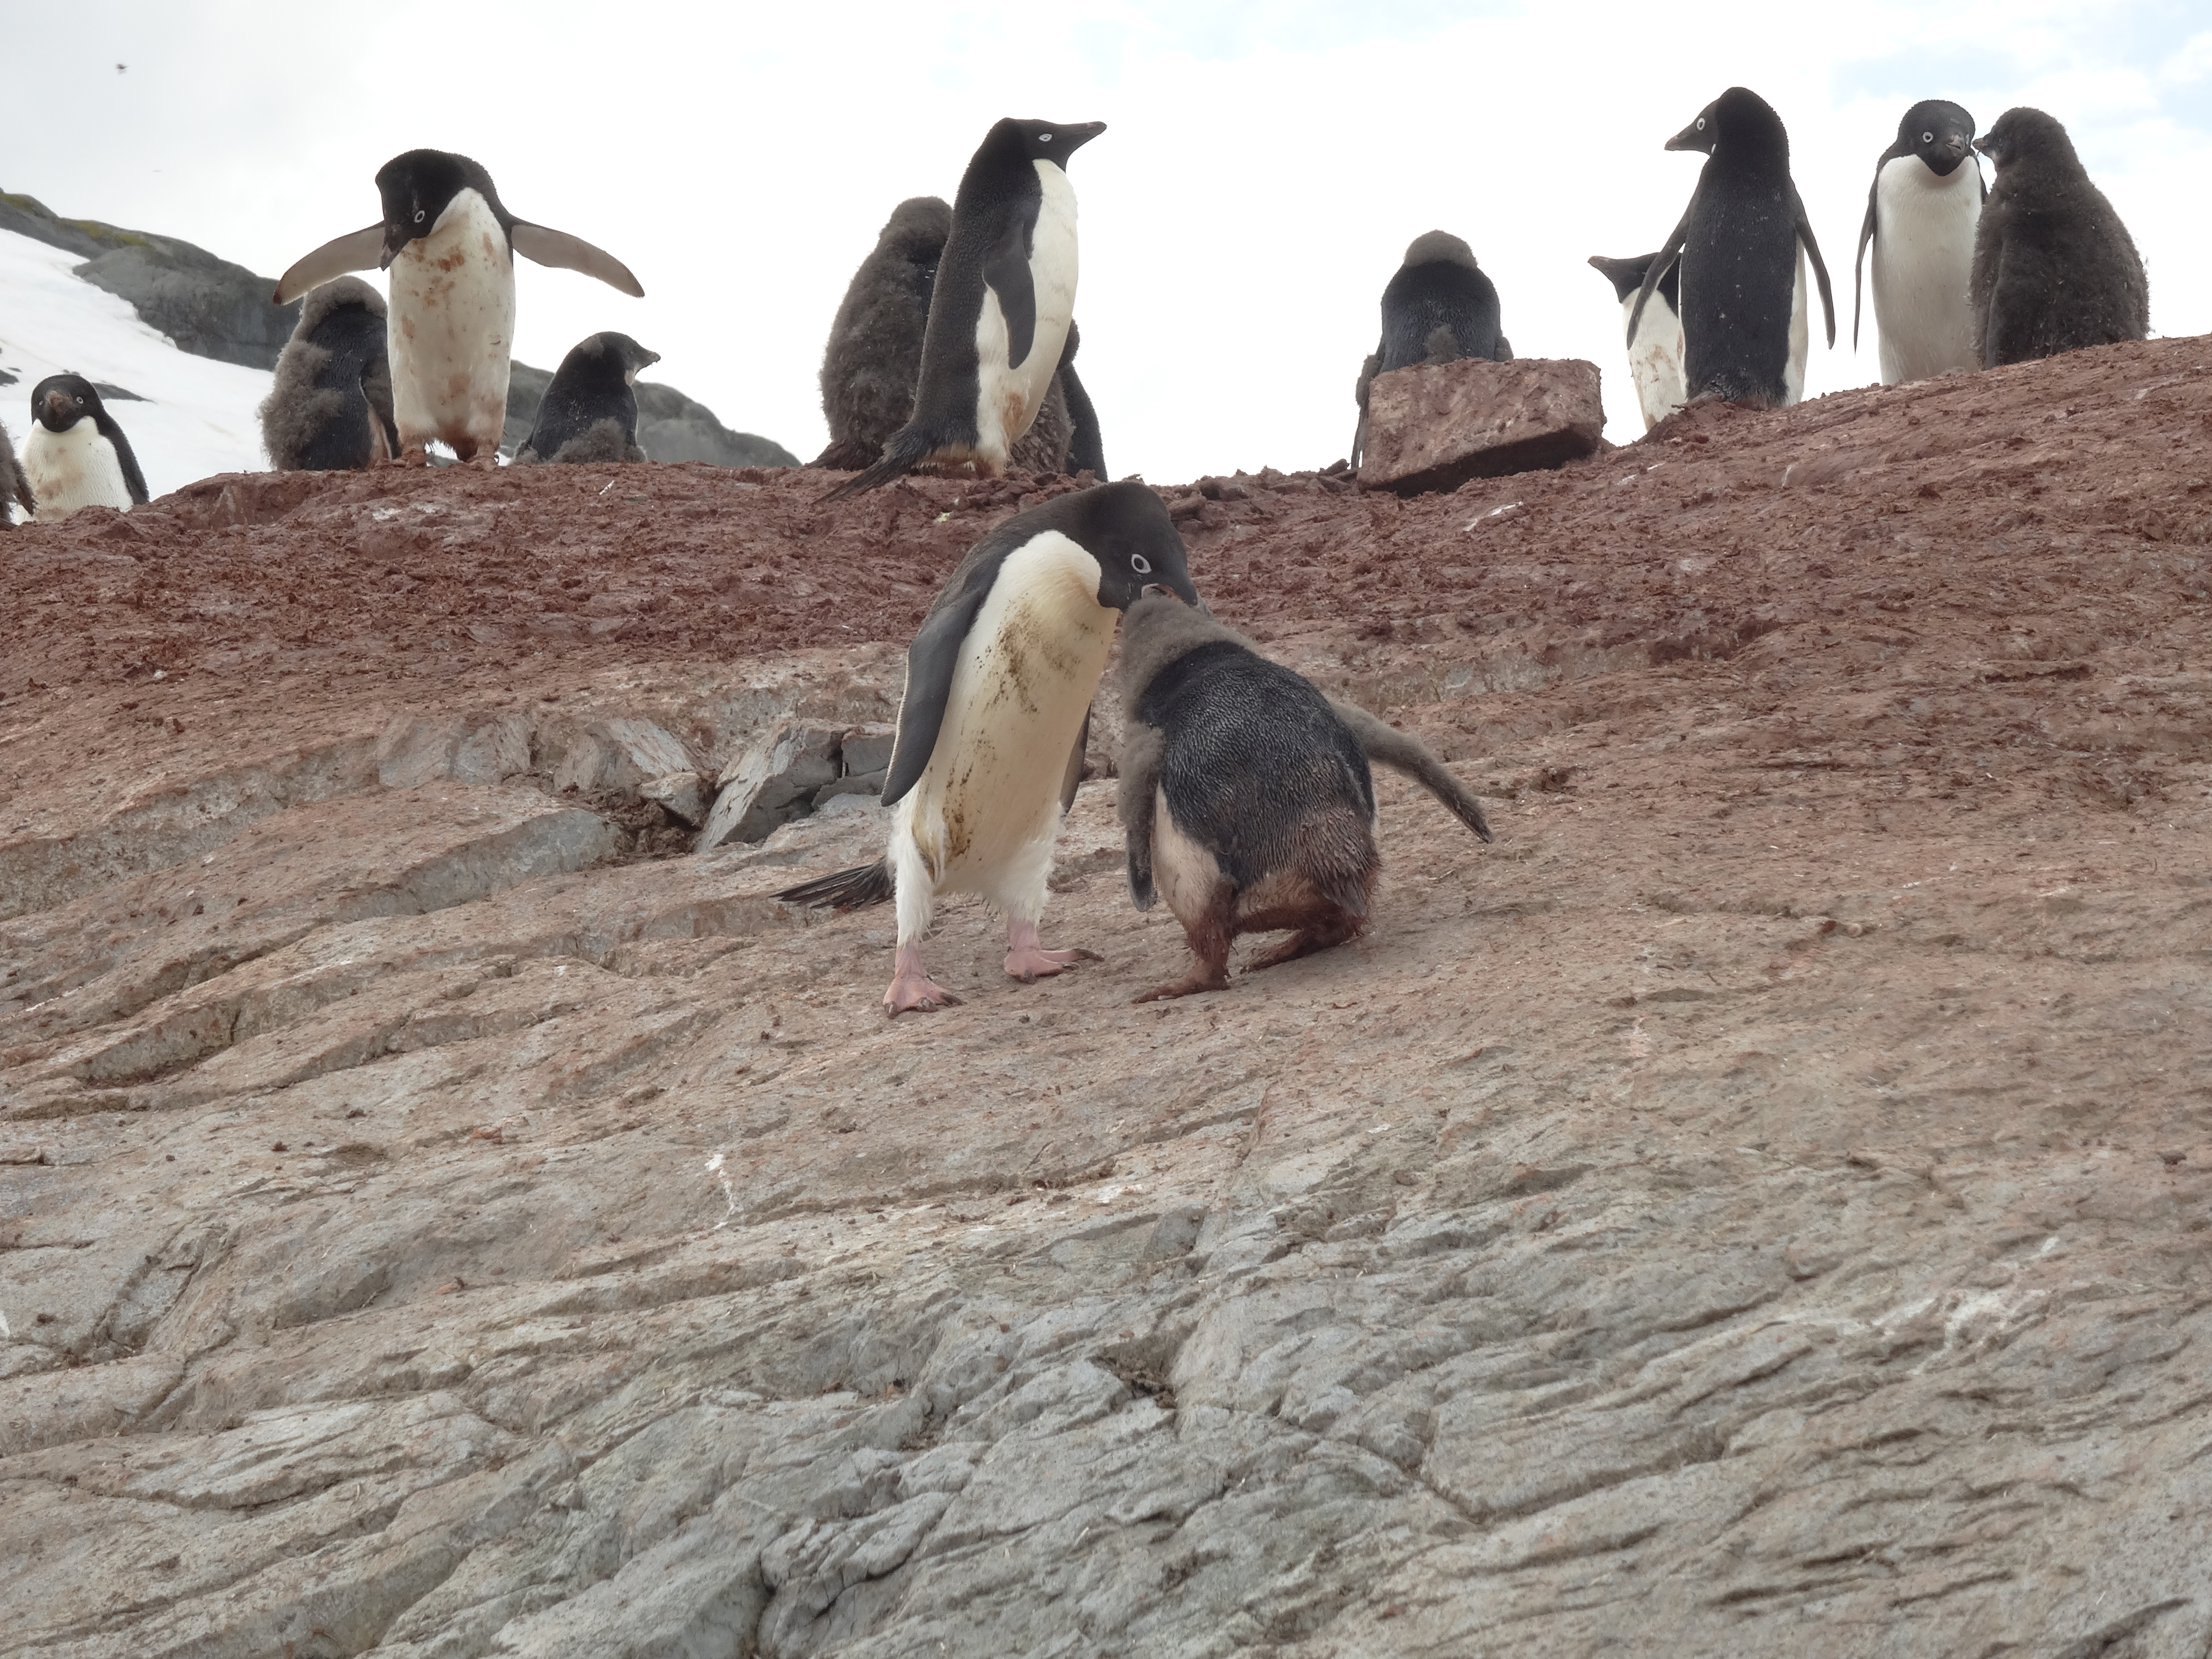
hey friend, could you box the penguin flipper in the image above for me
[1328,697,1493,844]
[879,579,995,805]
[1627,215,1690,349]
[1854,180,1879,351]
[983,219,1038,370]
[274,226,384,305]
[1061,708,1091,816]
[1116,722,1164,910]
[1792,185,1838,349]
[774,859,896,911]
[106,425,151,507]
[510,223,645,298]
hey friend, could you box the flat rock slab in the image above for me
[1359,356,1604,494]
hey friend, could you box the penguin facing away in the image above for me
[1856,100,1984,384]
[1969,107,2149,369]
[23,375,148,519]
[823,117,1105,501]
[260,276,399,471]
[515,332,661,463]
[1058,320,1107,478]
[776,480,1199,1016]
[1352,232,1512,466]
[1588,253,1685,431]
[1116,594,1493,1002]
[0,420,35,527]
[814,195,954,472]
[274,150,643,466]
[1629,88,1836,408]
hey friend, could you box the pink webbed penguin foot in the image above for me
[884,943,962,1016]
[1003,917,1103,984]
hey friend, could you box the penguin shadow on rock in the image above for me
[1970,107,2148,369]
[513,332,660,464]
[1116,594,1493,1004]
[1629,87,1835,409]
[776,480,1198,1016]
[820,117,1106,501]
[23,374,148,521]
[1588,252,1685,431]
[0,419,36,528]
[275,149,642,468]
[1854,101,1984,385]
[1350,231,1511,469]
[261,276,399,471]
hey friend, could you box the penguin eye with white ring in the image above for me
[1131,554,1152,575]
[1922,131,1935,144]
[1039,132,1053,142]
[1696,117,1706,130]
[413,209,425,224]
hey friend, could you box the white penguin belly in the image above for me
[971,160,1080,469]
[1871,156,1982,384]
[387,188,515,458]
[1782,246,1810,407]
[1620,291,1686,430]
[24,421,133,519]
[895,531,1115,907]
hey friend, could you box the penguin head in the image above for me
[29,373,105,434]
[1974,107,2078,175]
[594,332,661,386]
[374,149,496,268]
[1666,87,1785,157]
[985,118,1107,172]
[1896,100,1977,178]
[1402,231,1479,273]
[1586,253,1654,304]
[1050,479,1200,613]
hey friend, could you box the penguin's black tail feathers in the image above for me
[1329,698,1495,844]
[818,430,933,503]
[774,859,896,911]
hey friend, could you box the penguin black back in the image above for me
[814,196,952,472]
[261,276,397,471]
[1630,87,1836,407]
[1379,232,1509,371]
[1058,319,1106,479]
[516,332,661,464]
[1969,107,2148,368]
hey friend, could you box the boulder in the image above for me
[697,722,844,850]
[1358,357,1604,495]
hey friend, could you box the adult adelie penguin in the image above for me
[1588,253,1685,430]
[274,150,643,466]
[1970,108,2149,368]
[515,332,660,463]
[1352,232,1511,467]
[1116,594,1492,1002]
[22,375,148,520]
[0,420,35,527]
[260,276,399,471]
[822,117,1105,500]
[1855,101,1983,384]
[1629,88,1835,407]
[776,480,1199,1015]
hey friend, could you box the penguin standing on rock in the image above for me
[814,196,954,472]
[23,375,148,519]
[777,481,1199,1016]
[822,117,1105,500]
[1856,101,1984,384]
[1970,108,2149,368]
[515,332,660,463]
[261,276,399,471]
[1589,253,1685,430]
[274,150,643,466]
[0,420,35,527]
[1353,232,1511,467]
[1630,88,1835,407]
[1116,594,1492,1002]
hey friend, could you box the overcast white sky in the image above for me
[9,1,2209,481]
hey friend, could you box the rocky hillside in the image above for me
[3,338,2210,1656]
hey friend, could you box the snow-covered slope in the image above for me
[0,227,271,509]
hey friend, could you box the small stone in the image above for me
[1359,357,1604,494]
[640,770,710,827]
[841,726,897,778]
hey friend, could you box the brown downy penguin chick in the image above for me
[814,196,953,471]
[0,419,35,527]
[1117,594,1492,1001]
[1352,231,1512,467]
[260,276,399,471]
[1970,107,2149,368]
[514,332,660,463]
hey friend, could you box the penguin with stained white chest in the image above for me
[1588,252,1685,430]
[1630,88,1835,408]
[274,150,643,466]
[515,332,660,463]
[1352,232,1511,467]
[823,117,1105,499]
[1855,100,1984,384]
[777,481,1199,1015]
[1116,595,1493,1001]
[260,276,400,471]
[23,375,148,519]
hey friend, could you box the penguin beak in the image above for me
[42,389,73,425]
[1059,121,1107,154]
[1142,580,1212,618]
